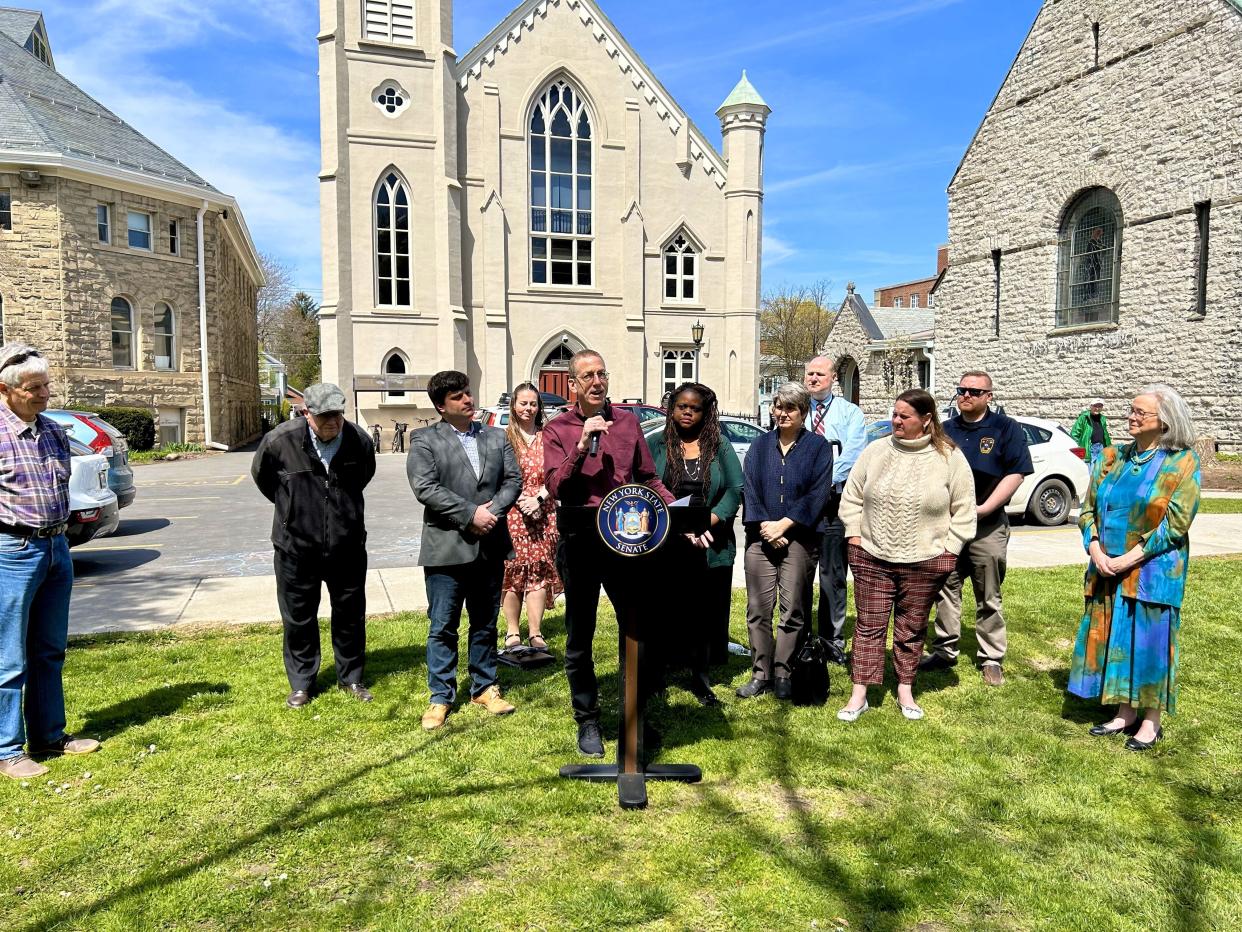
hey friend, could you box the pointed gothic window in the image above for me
[663,234,698,302]
[375,172,411,307]
[363,1,415,45]
[529,79,593,287]
[1055,187,1122,328]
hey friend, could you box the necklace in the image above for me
[1130,445,1159,474]
[684,457,702,481]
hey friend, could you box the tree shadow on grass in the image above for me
[80,681,230,741]
[28,717,560,931]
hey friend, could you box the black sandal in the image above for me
[528,634,548,651]
[503,634,523,650]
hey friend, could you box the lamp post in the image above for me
[691,319,704,382]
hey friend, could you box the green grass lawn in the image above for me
[1199,497,1242,514]
[4,561,1241,931]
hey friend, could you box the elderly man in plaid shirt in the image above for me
[0,344,98,780]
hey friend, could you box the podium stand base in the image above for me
[558,763,703,809]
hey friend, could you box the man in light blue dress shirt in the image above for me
[804,356,867,663]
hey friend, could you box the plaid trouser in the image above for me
[848,544,957,685]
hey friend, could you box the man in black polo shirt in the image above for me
[921,370,1032,686]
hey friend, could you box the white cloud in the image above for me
[763,232,798,267]
[45,1,322,288]
[767,146,962,195]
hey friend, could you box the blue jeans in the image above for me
[423,557,503,704]
[1089,443,1104,467]
[0,533,74,760]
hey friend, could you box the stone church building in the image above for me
[934,0,1241,450]
[318,0,767,423]
[0,8,263,447]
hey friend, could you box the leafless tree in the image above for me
[760,280,836,382]
[256,252,296,347]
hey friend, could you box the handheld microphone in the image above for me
[590,398,612,456]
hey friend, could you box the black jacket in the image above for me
[251,418,376,557]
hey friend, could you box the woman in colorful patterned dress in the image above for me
[501,383,562,651]
[1069,384,1201,751]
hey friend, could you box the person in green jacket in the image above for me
[1071,399,1112,466]
[646,382,744,706]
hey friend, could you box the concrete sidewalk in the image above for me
[73,514,1242,636]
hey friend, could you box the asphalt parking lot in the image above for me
[69,449,423,629]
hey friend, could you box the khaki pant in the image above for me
[930,515,1010,665]
[744,537,818,681]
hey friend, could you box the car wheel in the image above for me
[1027,477,1072,526]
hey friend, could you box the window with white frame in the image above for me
[662,349,697,396]
[154,302,175,370]
[168,219,180,255]
[910,293,920,308]
[928,291,935,308]
[97,204,110,243]
[363,1,415,45]
[529,79,593,287]
[663,234,698,302]
[374,171,411,307]
[127,211,151,249]
[893,296,902,308]
[111,296,134,367]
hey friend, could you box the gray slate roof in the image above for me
[836,291,933,343]
[0,18,217,192]
[0,7,39,47]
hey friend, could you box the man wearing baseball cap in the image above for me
[252,383,376,708]
[1070,399,1112,467]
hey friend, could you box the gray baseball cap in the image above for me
[304,382,347,415]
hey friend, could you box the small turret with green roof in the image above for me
[716,70,770,116]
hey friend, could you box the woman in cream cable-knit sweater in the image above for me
[837,389,976,721]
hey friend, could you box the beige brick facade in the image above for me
[0,169,261,446]
[936,0,1242,450]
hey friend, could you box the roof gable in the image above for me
[456,0,728,190]
[0,7,40,46]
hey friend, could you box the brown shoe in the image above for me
[421,703,450,731]
[0,754,50,779]
[30,734,100,757]
[982,664,1005,687]
[470,685,515,715]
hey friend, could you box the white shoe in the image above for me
[836,701,869,722]
[899,702,925,721]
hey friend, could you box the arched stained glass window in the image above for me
[529,79,592,287]
[663,234,698,302]
[375,171,411,307]
[1056,187,1122,328]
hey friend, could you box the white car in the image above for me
[1006,416,1090,526]
[642,415,767,470]
[66,437,120,546]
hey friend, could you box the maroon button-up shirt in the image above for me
[543,405,673,507]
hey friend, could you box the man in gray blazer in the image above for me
[407,370,522,730]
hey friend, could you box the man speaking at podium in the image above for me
[543,350,674,759]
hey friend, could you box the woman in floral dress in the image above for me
[1069,384,1201,751]
[501,383,562,651]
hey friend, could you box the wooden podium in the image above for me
[558,494,708,809]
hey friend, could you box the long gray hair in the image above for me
[1138,383,1197,451]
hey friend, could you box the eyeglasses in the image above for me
[575,370,609,383]
[956,386,991,397]
[2,349,41,368]
[1128,407,1158,420]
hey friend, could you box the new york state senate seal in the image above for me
[596,484,671,557]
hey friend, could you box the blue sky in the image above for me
[36,0,1041,304]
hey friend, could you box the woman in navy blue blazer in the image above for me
[738,382,833,700]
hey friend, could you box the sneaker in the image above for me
[918,653,957,673]
[0,754,49,780]
[29,734,100,756]
[577,721,605,757]
[982,664,1005,687]
[470,685,515,715]
[421,703,450,731]
[836,701,870,723]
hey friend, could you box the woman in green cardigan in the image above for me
[647,382,744,706]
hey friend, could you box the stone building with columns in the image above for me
[934,0,1242,449]
[0,8,263,448]
[318,0,767,424]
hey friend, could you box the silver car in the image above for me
[642,415,767,470]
